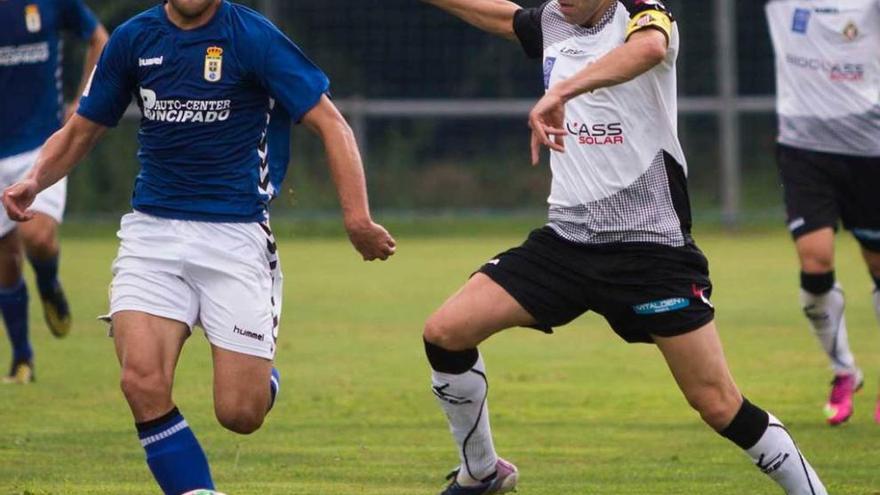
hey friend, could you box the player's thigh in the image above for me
[190,221,279,362]
[653,321,742,428]
[794,227,836,273]
[211,344,273,418]
[112,310,189,420]
[425,273,537,350]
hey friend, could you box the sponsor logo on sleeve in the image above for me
[24,4,41,33]
[204,46,223,82]
[792,8,811,33]
[633,297,690,315]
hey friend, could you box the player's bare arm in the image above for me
[3,116,106,221]
[301,95,397,262]
[67,25,109,122]
[420,0,520,40]
[529,28,668,164]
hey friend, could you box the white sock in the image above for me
[745,414,827,495]
[431,353,498,485]
[800,284,857,374]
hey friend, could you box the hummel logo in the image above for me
[487,259,500,266]
[234,325,265,342]
[756,452,790,474]
[139,56,163,67]
[432,384,473,405]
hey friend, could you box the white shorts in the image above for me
[109,211,283,360]
[0,147,67,237]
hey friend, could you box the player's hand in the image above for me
[2,179,40,222]
[345,219,397,261]
[529,90,568,165]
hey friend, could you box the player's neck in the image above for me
[581,0,614,28]
[164,0,222,31]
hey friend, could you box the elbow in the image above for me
[641,36,668,67]
[91,25,110,49]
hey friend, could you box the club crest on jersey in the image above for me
[24,4,41,33]
[204,46,223,83]
[843,21,858,41]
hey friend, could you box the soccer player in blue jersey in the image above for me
[3,0,396,493]
[0,0,108,383]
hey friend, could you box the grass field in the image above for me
[1,226,879,494]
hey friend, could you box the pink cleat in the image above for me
[824,372,863,426]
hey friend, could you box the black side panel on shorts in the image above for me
[663,151,692,237]
[513,3,549,59]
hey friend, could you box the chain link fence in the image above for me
[67,0,781,225]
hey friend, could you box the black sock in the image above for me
[720,398,770,450]
[424,338,478,374]
[800,271,835,295]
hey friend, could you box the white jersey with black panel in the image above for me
[766,0,880,157]
[514,1,690,247]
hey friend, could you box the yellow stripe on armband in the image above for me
[626,10,672,40]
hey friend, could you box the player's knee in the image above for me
[685,385,741,431]
[423,315,471,351]
[119,366,171,410]
[23,229,57,258]
[798,248,834,273]
[215,404,265,435]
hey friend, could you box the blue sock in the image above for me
[28,255,59,297]
[0,279,30,363]
[137,407,215,495]
[268,367,281,411]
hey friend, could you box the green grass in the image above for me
[1,227,879,494]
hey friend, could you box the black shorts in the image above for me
[478,227,715,344]
[777,143,880,251]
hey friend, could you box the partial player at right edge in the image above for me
[766,0,880,427]
[420,1,828,494]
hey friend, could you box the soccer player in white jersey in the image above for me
[3,0,395,493]
[0,0,108,383]
[420,1,828,494]
[766,0,880,426]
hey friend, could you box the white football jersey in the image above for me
[766,0,880,156]
[515,1,690,247]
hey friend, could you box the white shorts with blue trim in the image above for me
[108,211,282,360]
[0,146,67,237]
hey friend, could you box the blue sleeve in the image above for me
[76,29,134,128]
[60,0,99,39]
[254,24,330,123]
